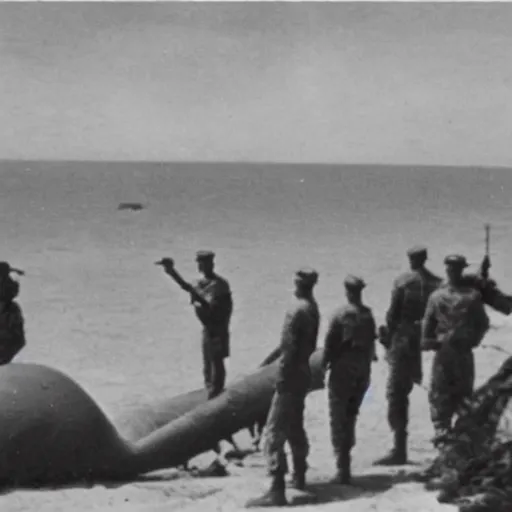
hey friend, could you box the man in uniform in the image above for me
[191,250,233,399]
[0,261,26,365]
[421,254,490,451]
[375,246,442,465]
[159,251,233,472]
[246,268,320,508]
[322,275,377,484]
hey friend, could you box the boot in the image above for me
[245,473,288,508]
[290,459,307,490]
[290,472,306,491]
[373,430,407,466]
[331,451,351,485]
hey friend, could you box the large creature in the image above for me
[0,351,324,488]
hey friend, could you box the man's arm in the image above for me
[369,312,378,361]
[386,281,403,336]
[157,258,211,310]
[470,296,490,348]
[322,311,342,370]
[279,305,304,377]
[260,346,282,366]
[421,295,440,351]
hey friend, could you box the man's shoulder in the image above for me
[422,269,443,286]
[430,284,480,300]
[331,304,358,320]
[0,301,23,322]
[429,286,450,301]
[1,300,21,312]
[395,269,441,288]
[359,303,374,317]
[213,274,231,292]
[393,271,419,288]
[287,297,317,316]
[195,274,231,294]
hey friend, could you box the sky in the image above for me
[1,2,511,166]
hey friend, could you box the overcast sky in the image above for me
[1,3,511,165]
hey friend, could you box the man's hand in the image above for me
[155,257,175,273]
[421,338,441,351]
[378,325,391,350]
[480,254,491,279]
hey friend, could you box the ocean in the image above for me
[1,160,512,422]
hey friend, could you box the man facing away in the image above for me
[0,261,26,365]
[246,268,320,508]
[322,275,377,485]
[191,250,233,399]
[375,246,442,466]
[421,254,490,453]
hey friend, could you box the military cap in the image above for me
[444,254,468,268]
[344,274,366,290]
[407,245,428,259]
[295,267,318,286]
[195,250,215,262]
[0,261,24,276]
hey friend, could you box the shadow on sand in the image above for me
[0,471,186,496]
[288,470,427,506]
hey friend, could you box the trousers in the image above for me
[264,390,309,476]
[328,355,370,465]
[202,341,226,399]
[429,345,475,444]
[386,324,422,433]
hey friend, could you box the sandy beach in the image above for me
[1,162,512,511]
[2,2,512,510]
[4,326,511,512]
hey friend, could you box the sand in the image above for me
[5,325,512,512]
[2,162,512,511]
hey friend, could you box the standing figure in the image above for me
[246,268,320,508]
[421,254,490,450]
[322,275,377,484]
[0,261,26,365]
[375,246,442,465]
[192,250,233,399]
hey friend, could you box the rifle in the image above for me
[155,258,210,310]
[481,223,491,281]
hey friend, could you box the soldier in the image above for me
[421,254,490,451]
[159,251,233,470]
[246,268,320,508]
[322,275,377,485]
[191,250,233,399]
[374,246,442,466]
[0,261,26,365]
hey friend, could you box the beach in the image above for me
[1,161,512,511]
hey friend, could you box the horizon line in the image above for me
[1,159,512,171]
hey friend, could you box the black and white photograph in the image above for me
[1,2,512,511]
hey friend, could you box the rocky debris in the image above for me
[421,356,512,511]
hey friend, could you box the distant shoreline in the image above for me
[1,160,511,172]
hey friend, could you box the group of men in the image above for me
[0,245,507,508]
[157,246,509,508]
